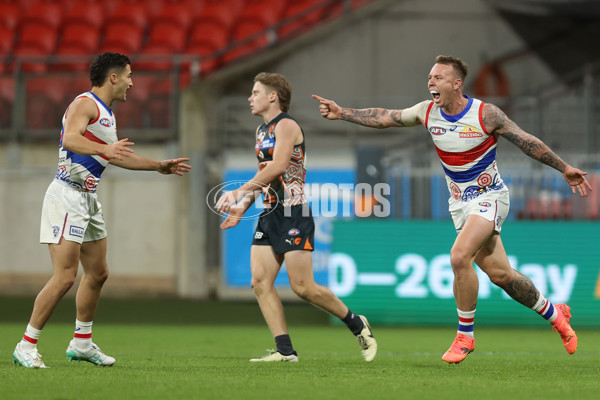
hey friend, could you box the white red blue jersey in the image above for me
[424,96,505,201]
[55,92,117,192]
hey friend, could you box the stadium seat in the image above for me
[278,0,327,39]
[0,76,15,128]
[183,22,229,75]
[25,76,69,130]
[99,23,144,55]
[146,24,187,53]
[13,24,58,72]
[20,0,63,30]
[62,0,105,30]
[193,0,243,32]
[0,26,14,53]
[151,0,193,32]
[53,23,99,71]
[0,2,21,31]
[106,1,148,30]
[222,1,285,64]
[137,44,177,71]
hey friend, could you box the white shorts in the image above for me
[448,185,510,234]
[40,180,107,244]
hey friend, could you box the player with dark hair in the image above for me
[313,55,590,364]
[13,52,191,368]
[215,72,377,362]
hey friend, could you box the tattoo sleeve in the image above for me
[340,108,404,128]
[501,270,540,308]
[484,104,567,172]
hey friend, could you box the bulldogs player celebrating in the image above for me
[313,55,591,364]
[13,53,191,368]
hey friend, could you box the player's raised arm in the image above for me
[482,102,592,197]
[312,94,425,129]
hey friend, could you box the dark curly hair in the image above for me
[89,52,131,87]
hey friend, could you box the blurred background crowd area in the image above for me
[1,0,599,299]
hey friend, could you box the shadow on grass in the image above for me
[0,296,329,326]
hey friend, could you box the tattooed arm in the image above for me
[482,103,592,197]
[312,94,426,128]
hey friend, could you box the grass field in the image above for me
[1,297,599,400]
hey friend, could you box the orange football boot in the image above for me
[552,304,577,354]
[442,333,475,364]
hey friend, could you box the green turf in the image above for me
[1,298,599,400]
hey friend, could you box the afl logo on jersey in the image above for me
[99,118,111,127]
[429,126,446,135]
[288,228,300,236]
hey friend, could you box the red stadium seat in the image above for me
[146,24,187,52]
[183,23,229,76]
[0,76,15,128]
[21,0,63,29]
[13,24,58,72]
[99,23,144,55]
[222,1,285,64]
[136,44,176,71]
[151,1,193,32]
[0,26,14,53]
[0,2,21,30]
[278,0,327,39]
[25,76,69,130]
[62,0,105,30]
[193,0,243,31]
[58,24,100,53]
[106,1,148,30]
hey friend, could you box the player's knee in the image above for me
[450,247,471,271]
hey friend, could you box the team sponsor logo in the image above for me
[429,126,446,135]
[84,175,97,191]
[479,208,488,213]
[288,228,300,236]
[479,202,491,207]
[52,226,60,238]
[477,173,492,187]
[69,225,84,238]
[496,216,503,226]
[459,126,483,138]
[99,118,111,127]
[285,239,293,245]
[294,237,302,245]
[254,231,264,239]
[261,138,275,149]
[450,182,461,200]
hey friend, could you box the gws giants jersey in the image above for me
[255,112,307,206]
[424,96,505,202]
[55,92,117,192]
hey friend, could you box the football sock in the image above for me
[342,309,364,336]
[532,294,558,323]
[457,309,475,338]
[274,334,295,356]
[21,324,42,349]
[73,319,93,349]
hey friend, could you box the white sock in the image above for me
[73,319,93,349]
[532,294,558,323]
[457,309,476,338]
[21,324,42,350]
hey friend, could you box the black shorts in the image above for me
[252,203,315,255]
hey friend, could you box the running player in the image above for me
[313,55,590,363]
[13,52,191,368]
[215,72,377,362]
